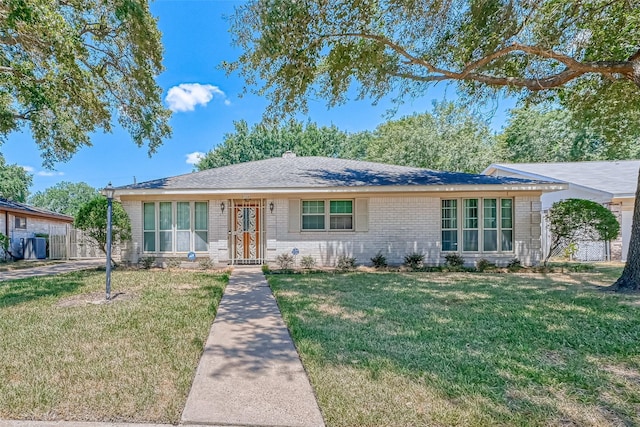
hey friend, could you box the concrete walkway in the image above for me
[0,266,324,427]
[181,267,325,427]
[0,259,104,282]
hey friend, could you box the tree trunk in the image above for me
[613,169,640,290]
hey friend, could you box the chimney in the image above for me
[282,151,296,158]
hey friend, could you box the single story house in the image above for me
[114,154,565,267]
[0,198,74,259]
[483,160,639,261]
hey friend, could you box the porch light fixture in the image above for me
[269,201,274,213]
[220,201,225,213]
[101,182,115,301]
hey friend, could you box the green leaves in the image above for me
[74,196,132,256]
[228,0,640,124]
[197,120,366,170]
[0,0,171,167]
[0,153,32,202]
[365,101,495,173]
[28,181,98,217]
[546,198,621,264]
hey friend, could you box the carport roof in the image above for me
[0,198,74,222]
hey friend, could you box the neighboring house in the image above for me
[483,160,639,261]
[113,154,565,267]
[0,198,74,259]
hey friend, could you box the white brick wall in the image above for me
[120,193,543,267]
[268,195,541,267]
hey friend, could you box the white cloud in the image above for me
[186,151,205,165]
[165,83,228,112]
[37,171,64,177]
[20,165,35,172]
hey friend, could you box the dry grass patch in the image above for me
[0,269,228,423]
[269,265,640,427]
[0,259,66,272]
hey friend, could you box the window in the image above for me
[143,202,208,252]
[302,201,325,230]
[143,203,155,252]
[483,199,498,251]
[501,199,513,251]
[176,202,190,252]
[194,202,208,251]
[463,199,479,251]
[441,200,458,251]
[14,216,27,229]
[330,200,353,230]
[301,200,353,231]
[441,198,513,252]
[159,202,173,252]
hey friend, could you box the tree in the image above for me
[197,120,366,170]
[366,102,495,173]
[28,181,98,217]
[227,1,640,289]
[1,0,171,167]
[545,199,620,266]
[498,106,640,163]
[74,196,131,265]
[0,153,32,202]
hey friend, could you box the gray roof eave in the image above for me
[115,183,568,197]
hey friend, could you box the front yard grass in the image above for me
[0,269,228,423]
[269,266,640,427]
[0,259,67,272]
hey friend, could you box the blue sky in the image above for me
[3,0,515,195]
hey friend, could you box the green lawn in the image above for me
[268,266,640,427]
[0,269,228,423]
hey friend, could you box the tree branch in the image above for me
[322,32,638,90]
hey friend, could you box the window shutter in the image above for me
[288,199,300,232]
[355,198,369,232]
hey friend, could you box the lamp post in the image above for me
[102,182,115,301]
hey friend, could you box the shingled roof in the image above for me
[0,198,74,222]
[116,156,558,192]
[484,160,639,198]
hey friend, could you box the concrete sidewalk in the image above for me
[0,259,104,282]
[181,267,325,427]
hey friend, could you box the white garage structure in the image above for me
[483,160,638,262]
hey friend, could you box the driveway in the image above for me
[0,259,105,282]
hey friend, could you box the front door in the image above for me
[231,200,264,264]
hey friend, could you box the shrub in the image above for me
[199,258,215,270]
[166,258,182,269]
[403,252,425,270]
[444,253,465,268]
[562,242,578,260]
[336,255,356,271]
[370,251,388,269]
[506,258,522,272]
[261,264,270,274]
[140,256,155,269]
[0,233,9,260]
[300,255,316,269]
[476,258,495,272]
[276,253,295,270]
[545,198,620,265]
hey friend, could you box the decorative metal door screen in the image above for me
[231,200,264,264]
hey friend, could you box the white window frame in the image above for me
[14,216,27,230]
[142,201,209,253]
[441,198,514,253]
[301,199,354,231]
